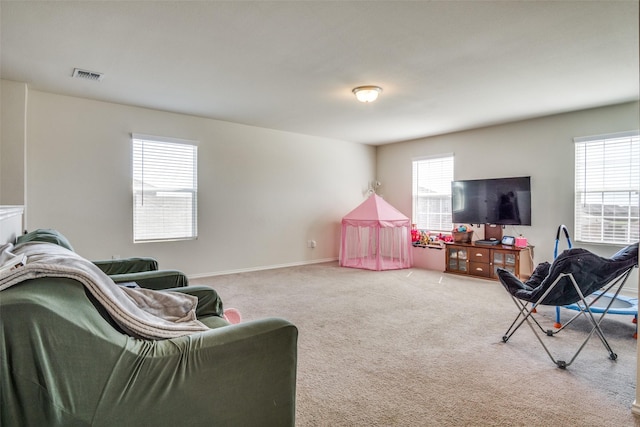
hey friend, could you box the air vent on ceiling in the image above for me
[72,68,104,81]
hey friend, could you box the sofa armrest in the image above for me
[109,269,188,290]
[100,318,299,426]
[93,257,159,275]
[164,285,225,319]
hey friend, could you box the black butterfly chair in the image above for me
[498,243,638,368]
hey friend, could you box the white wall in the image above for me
[377,101,639,276]
[1,80,27,206]
[23,89,376,276]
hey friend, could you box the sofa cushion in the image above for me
[16,229,74,251]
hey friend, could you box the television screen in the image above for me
[451,176,531,226]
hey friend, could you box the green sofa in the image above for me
[1,230,298,426]
[16,228,189,289]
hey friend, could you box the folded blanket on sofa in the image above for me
[0,242,209,339]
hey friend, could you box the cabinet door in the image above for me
[492,250,519,277]
[504,253,517,267]
[493,251,504,265]
[447,246,468,273]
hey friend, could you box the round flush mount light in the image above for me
[352,85,382,103]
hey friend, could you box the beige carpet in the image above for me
[192,262,640,426]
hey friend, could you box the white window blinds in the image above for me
[412,155,454,232]
[132,134,198,243]
[574,131,639,244]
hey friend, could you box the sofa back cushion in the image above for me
[16,229,74,251]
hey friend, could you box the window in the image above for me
[412,155,454,232]
[574,131,639,244]
[132,134,198,242]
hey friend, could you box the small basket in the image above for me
[452,230,473,243]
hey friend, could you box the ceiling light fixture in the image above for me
[352,85,382,103]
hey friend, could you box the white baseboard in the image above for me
[188,257,338,279]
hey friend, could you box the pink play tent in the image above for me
[340,194,413,271]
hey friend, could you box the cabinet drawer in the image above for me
[469,248,490,263]
[469,261,492,277]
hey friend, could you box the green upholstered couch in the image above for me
[16,228,189,290]
[1,230,298,426]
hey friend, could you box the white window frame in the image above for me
[132,134,198,243]
[412,154,454,232]
[574,131,639,245]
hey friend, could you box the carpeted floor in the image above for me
[192,262,640,426]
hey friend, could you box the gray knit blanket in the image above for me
[0,242,209,339]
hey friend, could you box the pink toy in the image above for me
[411,224,420,242]
[223,308,242,324]
[515,236,528,248]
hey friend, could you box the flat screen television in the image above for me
[451,176,531,226]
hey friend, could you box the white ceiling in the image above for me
[1,1,638,145]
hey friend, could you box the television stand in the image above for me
[445,241,533,280]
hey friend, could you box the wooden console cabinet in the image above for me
[445,242,533,280]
